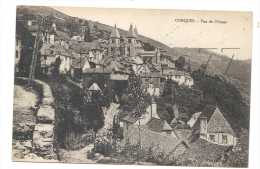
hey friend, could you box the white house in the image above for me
[190,105,238,146]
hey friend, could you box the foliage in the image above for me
[143,43,155,51]
[84,25,93,42]
[16,21,42,77]
[51,56,61,75]
[158,72,249,132]
[120,74,152,116]
[80,91,105,132]
[64,19,81,36]
[175,56,186,70]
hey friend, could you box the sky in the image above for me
[52,6,253,60]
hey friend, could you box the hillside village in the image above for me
[13,7,250,167]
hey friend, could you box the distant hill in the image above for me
[16,5,251,103]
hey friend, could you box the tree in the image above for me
[81,91,105,132]
[175,56,186,70]
[84,25,92,42]
[16,21,42,77]
[46,14,55,23]
[51,56,61,75]
[143,43,155,51]
[65,19,81,36]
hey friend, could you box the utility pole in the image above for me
[28,15,44,85]
[203,55,212,76]
[224,54,234,75]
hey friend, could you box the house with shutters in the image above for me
[189,105,238,146]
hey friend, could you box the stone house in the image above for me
[120,100,177,138]
[190,105,238,146]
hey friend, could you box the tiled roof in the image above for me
[191,105,236,137]
[180,137,228,161]
[163,70,184,76]
[55,47,71,57]
[121,126,188,156]
[174,129,192,145]
[88,83,101,91]
[83,68,112,74]
[110,73,129,81]
[126,24,136,38]
[53,30,70,41]
[71,57,86,68]
[121,113,139,123]
[145,118,173,133]
[74,41,102,53]
[187,112,202,127]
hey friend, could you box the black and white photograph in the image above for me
[1,2,259,168]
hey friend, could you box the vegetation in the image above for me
[157,72,250,132]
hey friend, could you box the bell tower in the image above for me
[125,24,136,57]
[108,24,120,56]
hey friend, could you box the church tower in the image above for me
[125,24,137,57]
[134,25,142,53]
[108,24,120,56]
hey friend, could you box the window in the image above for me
[209,135,215,142]
[44,56,47,60]
[126,122,129,130]
[16,39,18,46]
[50,50,54,55]
[128,38,131,43]
[15,50,18,58]
[222,135,227,144]
[166,131,171,136]
[112,39,115,43]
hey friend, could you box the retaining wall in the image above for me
[13,77,57,161]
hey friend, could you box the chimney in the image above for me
[151,96,159,119]
[199,116,207,138]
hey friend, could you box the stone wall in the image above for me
[13,77,58,161]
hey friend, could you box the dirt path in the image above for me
[13,85,38,125]
[58,103,120,163]
[59,144,96,163]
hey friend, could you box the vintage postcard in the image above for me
[12,5,252,167]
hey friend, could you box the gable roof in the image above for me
[191,105,236,137]
[52,30,70,41]
[88,83,101,91]
[145,118,173,133]
[174,129,192,145]
[121,126,188,156]
[180,137,228,161]
[187,112,202,127]
[121,113,139,124]
[71,57,86,68]
[55,47,71,57]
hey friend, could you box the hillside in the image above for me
[16,5,251,103]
